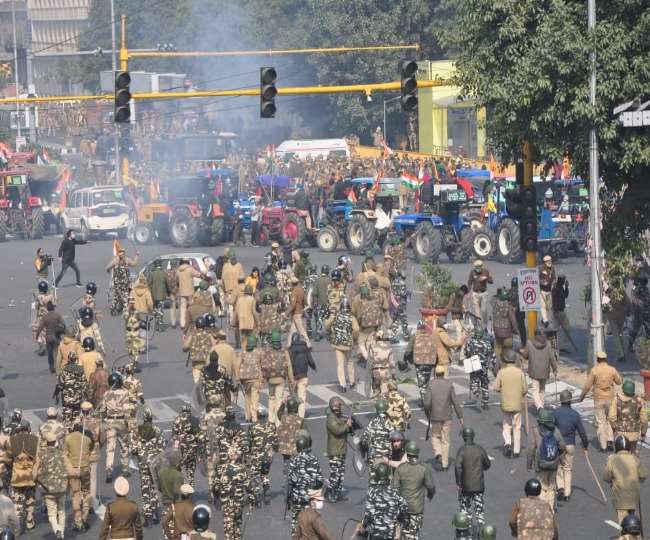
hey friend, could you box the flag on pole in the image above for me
[488,152,498,179]
[371,170,383,195]
[400,171,421,190]
[382,141,394,159]
[113,239,123,257]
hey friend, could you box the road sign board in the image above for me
[518,267,541,312]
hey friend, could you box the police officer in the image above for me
[99,371,132,483]
[579,351,621,452]
[389,270,409,342]
[133,408,166,526]
[287,433,324,538]
[106,248,138,316]
[313,265,331,341]
[508,479,558,539]
[353,285,382,368]
[464,328,495,410]
[79,336,102,381]
[391,442,435,540]
[603,435,648,524]
[200,351,234,410]
[553,390,589,501]
[171,405,204,486]
[37,430,67,540]
[212,407,250,500]
[9,421,38,533]
[162,483,194,539]
[494,349,527,458]
[264,330,294,424]
[249,408,278,505]
[288,333,315,418]
[403,320,435,404]
[99,477,143,540]
[325,397,352,503]
[618,514,643,540]
[257,292,282,347]
[358,463,408,540]
[123,300,144,370]
[367,330,394,398]
[200,395,225,503]
[38,407,65,449]
[32,280,55,356]
[55,351,87,428]
[608,379,648,454]
[359,400,393,472]
[219,447,255,540]
[508,277,527,347]
[452,512,472,540]
[455,428,490,534]
[384,381,411,433]
[236,335,263,422]
[64,417,93,531]
[183,316,215,384]
[82,281,97,311]
[77,307,105,354]
[277,397,304,469]
[325,297,359,393]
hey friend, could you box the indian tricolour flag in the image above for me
[400,171,421,190]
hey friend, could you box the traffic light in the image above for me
[520,186,537,252]
[114,71,131,123]
[260,67,277,118]
[399,60,418,111]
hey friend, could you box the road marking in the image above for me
[147,398,180,423]
[604,520,621,531]
[308,384,352,407]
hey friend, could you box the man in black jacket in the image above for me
[455,427,490,534]
[36,301,65,373]
[288,333,316,418]
[55,230,88,287]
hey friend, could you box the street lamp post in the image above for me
[110,0,120,184]
[11,0,21,139]
[383,95,400,146]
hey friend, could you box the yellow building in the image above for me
[417,60,487,160]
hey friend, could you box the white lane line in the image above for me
[604,520,621,531]
[309,385,352,407]
[146,399,179,422]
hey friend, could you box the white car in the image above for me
[140,252,216,288]
[60,185,129,240]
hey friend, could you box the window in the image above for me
[92,189,124,205]
[82,192,91,207]
[70,192,79,208]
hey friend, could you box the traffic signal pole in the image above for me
[522,139,537,339]
[120,14,129,184]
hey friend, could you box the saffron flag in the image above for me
[113,239,122,257]
[400,171,421,190]
[371,170,384,194]
[382,141,394,158]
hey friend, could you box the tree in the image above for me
[439,0,650,301]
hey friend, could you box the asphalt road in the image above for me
[1,234,646,540]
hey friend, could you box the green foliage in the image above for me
[416,263,457,309]
[439,0,650,301]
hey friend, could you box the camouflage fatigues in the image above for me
[459,491,485,530]
[81,293,96,311]
[401,513,424,540]
[185,329,213,371]
[99,388,133,473]
[385,390,411,432]
[389,275,409,340]
[10,433,38,531]
[360,416,393,464]
[257,303,282,347]
[37,444,68,536]
[415,366,433,402]
[77,323,105,354]
[515,496,556,539]
[276,270,293,308]
[171,411,204,486]
[124,310,144,364]
[384,245,407,275]
[211,421,250,497]
[367,339,393,397]
[277,413,303,459]
[32,292,56,346]
[249,420,278,500]
[200,366,234,405]
[200,408,226,495]
[464,333,495,407]
[110,264,132,314]
[362,485,408,540]
[38,419,66,449]
[220,461,255,540]
[133,422,166,520]
[287,451,324,536]
[57,364,87,428]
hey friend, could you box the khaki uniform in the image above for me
[211,340,237,405]
[603,450,649,522]
[10,432,38,530]
[99,388,133,473]
[177,263,202,330]
[56,336,83,375]
[431,326,463,376]
[580,361,622,450]
[494,364,527,455]
[182,329,215,383]
[64,430,93,528]
[79,350,103,381]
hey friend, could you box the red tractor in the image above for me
[257,206,315,248]
[0,169,45,242]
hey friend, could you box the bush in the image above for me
[416,263,458,309]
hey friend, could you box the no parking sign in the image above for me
[518,268,541,312]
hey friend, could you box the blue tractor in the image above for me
[392,188,484,263]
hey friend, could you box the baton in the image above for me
[583,450,607,503]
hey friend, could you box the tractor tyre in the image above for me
[170,207,200,247]
[134,223,154,245]
[472,226,495,259]
[497,218,522,263]
[317,226,339,252]
[30,208,45,240]
[346,214,376,254]
[413,221,443,264]
[281,213,307,248]
[0,213,7,242]
[257,225,270,247]
[450,227,473,263]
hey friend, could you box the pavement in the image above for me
[1,233,648,540]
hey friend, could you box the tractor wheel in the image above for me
[208,217,224,246]
[30,208,44,240]
[472,226,495,259]
[281,213,307,248]
[346,214,376,254]
[134,223,154,245]
[450,227,473,263]
[497,218,522,263]
[413,221,443,263]
[317,226,339,252]
[257,226,270,247]
[465,211,484,231]
[170,207,200,247]
[0,213,7,242]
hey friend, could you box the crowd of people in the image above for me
[0,225,643,540]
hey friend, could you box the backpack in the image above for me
[238,351,261,381]
[331,313,353,348]
[360,298,381,328]
[261,349,286,380]
[538,432,559,470]
[413,330,434,365]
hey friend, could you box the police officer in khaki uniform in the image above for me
[578,351,622,452]
[99,476,143,540]
[608,380,648,454]
[64,417,94,531]
[211,329,237,406]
